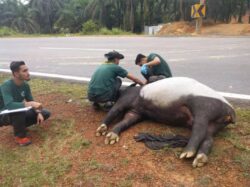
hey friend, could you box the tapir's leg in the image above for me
[96,101,128,136]
[105,111,142,145]
[192,122,227,167]
[180,115,208,159]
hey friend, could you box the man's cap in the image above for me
[104,50,124,60]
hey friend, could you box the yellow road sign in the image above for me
[191,4,206,18]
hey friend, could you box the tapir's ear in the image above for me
[231,114,236,124]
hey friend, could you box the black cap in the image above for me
[104,50,124,60]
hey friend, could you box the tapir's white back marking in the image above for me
[140,77,231,108]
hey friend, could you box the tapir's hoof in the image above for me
[180,150,196,159]
[96,124,108,137]
[105,132,119,145]
[192,153,208,168]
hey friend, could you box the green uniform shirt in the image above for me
[88,62,128,97]
[147,53,172,77]
[0,79,33,112]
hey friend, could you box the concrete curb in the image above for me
[1,69,250,101]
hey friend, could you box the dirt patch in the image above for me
[158,22,250,36]
[1,92,249,186]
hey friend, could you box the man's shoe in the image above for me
[103,101,114,112]
[15,137,32,146]
[92,102,101,110]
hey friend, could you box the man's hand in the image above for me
[24,101,42,110]
[127,74,145,86]
[37,113,44,124]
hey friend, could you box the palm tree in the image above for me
[56,0,89,32]
[29,0,64,33]
[1,0,39,33]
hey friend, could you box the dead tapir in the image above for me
[96,77,236,167]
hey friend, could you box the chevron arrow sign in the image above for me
[191,4,206,18]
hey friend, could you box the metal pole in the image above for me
[196,0,205,34]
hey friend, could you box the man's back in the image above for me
[148,53,172,78]
[88,63,127,96]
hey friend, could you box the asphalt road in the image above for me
[0,36,249,95]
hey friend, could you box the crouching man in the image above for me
[88,51,144,111]
[0,61,50,146]
[135,53,172,83]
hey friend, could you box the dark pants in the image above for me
[0,109,50,138]
[88,78,122,103]
[141,69,167,84]
[148,75,166,83]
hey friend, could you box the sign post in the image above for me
[191,0,206,34]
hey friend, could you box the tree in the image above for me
[29,0,64,33]
[55,0,89,33]
[0,0,39,33]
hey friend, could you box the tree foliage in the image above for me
[0,0,249,34]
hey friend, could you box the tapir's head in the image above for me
[218,104,236,125]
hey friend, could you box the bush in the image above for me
[111,28,123,35]
[0,27,17,37]
[99,27,131,35]
[81,20,99,34]
[99,27,112,35]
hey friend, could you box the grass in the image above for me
[195,175,213,186]
[0,119,75,186]
[0,26,136,38]
[1,73,250,185]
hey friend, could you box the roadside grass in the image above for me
[1,73,250,185]
[0,118,86,186]
[0,26,136,38]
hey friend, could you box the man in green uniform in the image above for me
[88,51,144,110]
[0,61,50,146]
[135,53,172,83]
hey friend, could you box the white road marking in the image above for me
[47,56,101,60]
[169,58,187,62]
[40,47,126,52]
[58,62,102,65]
[1,69,250,100]
[209,53,250,60]
[168,50,201,54]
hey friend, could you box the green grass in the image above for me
[0,117,93,186]
[0,118,80,186]
[0,26,135,38]
[1,73,250,185]
[216,109,250,178]
[0,73,91,186]
[195,175,213,186]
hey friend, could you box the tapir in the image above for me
[95,77,236,167]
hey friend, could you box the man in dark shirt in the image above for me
[88,51,144,110]
[0,61,50,146]
[135,53,172,83]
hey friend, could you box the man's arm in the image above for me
[146,57,160,67]
[126,74,145,86]
[25,84,34,101]
[24,101,42,110]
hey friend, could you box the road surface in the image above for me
[0,36,249,95]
